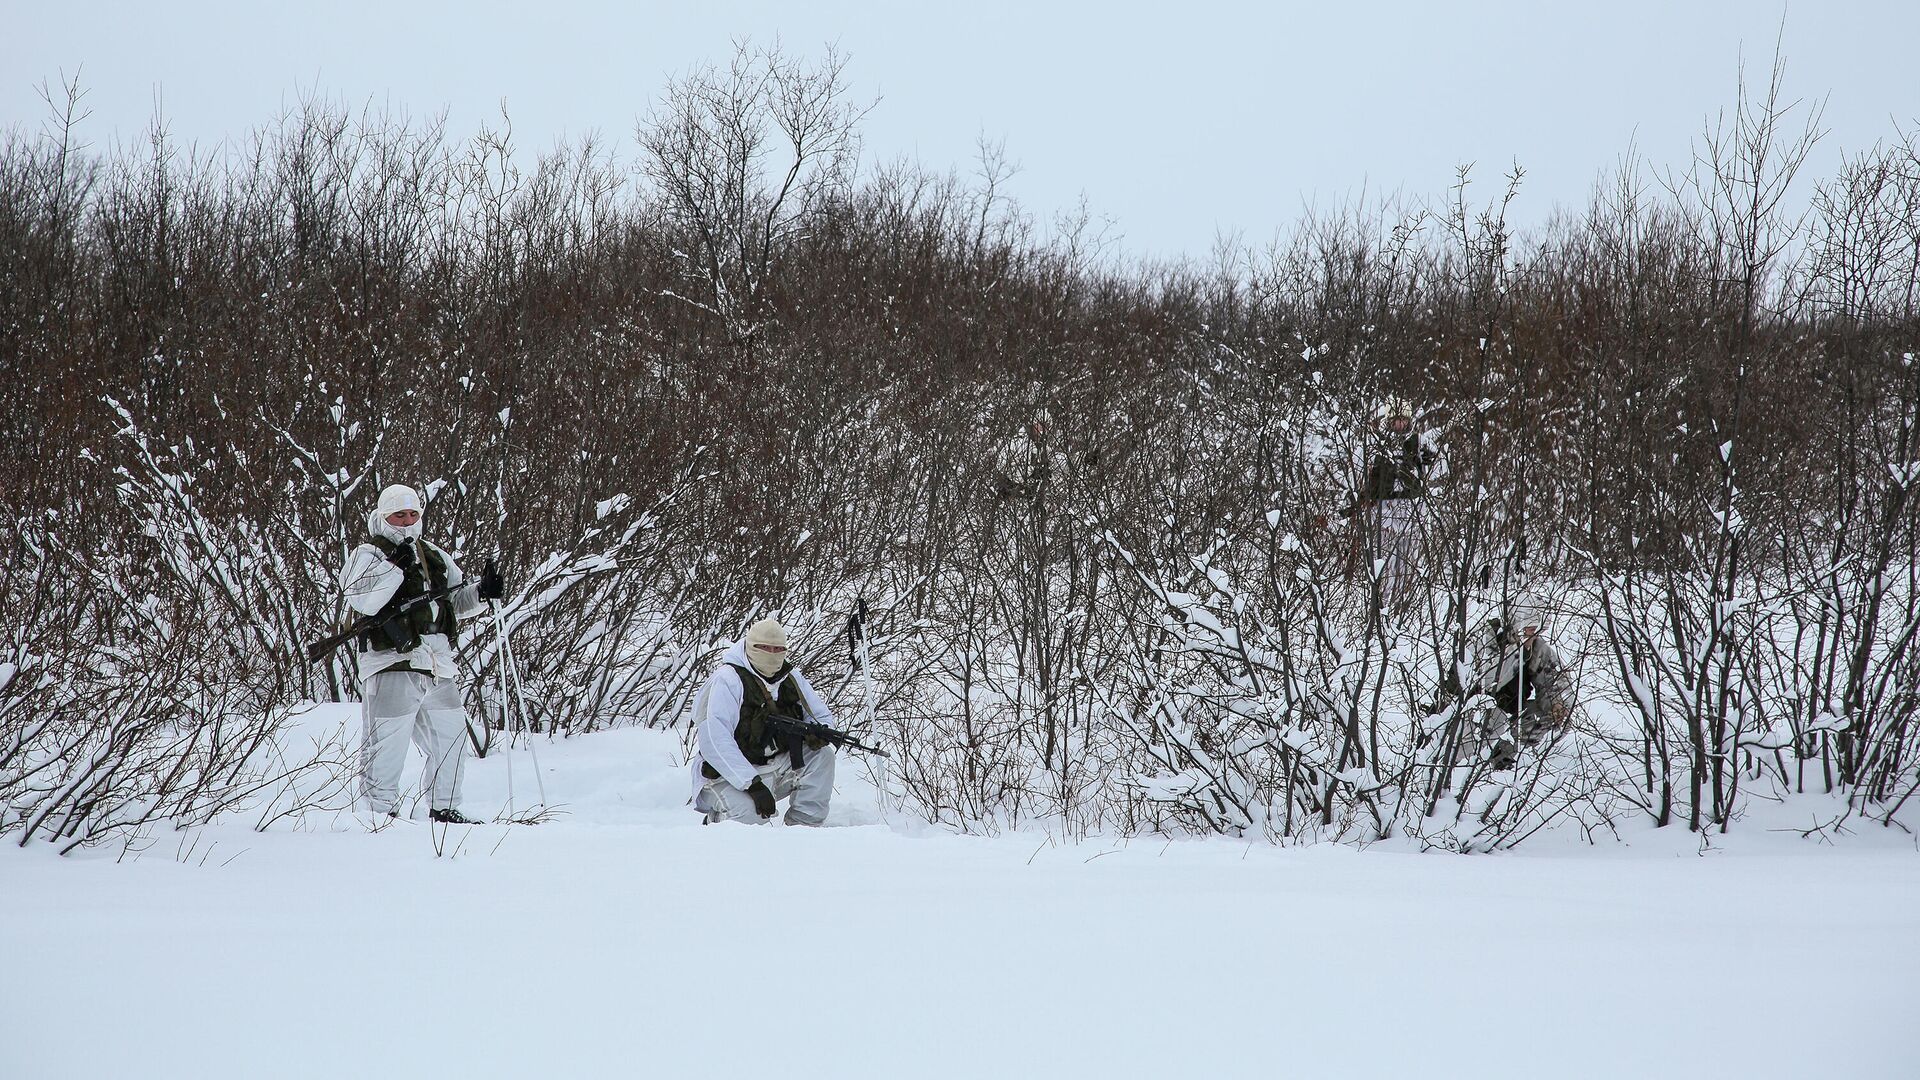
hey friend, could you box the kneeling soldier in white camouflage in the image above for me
[339,484,502,824]
[691,618,838,825]
[1478,595,1574,769]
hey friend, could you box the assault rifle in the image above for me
[305,584,460,663]
[763,712,891,759]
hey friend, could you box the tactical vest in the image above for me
[1368,432,1426,500]
[702,663,807,778]
[358,537,456,659]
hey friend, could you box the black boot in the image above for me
[430,807,481,825]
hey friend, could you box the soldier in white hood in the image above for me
[690,618,839,825]
[994,407,1065,501]
[1359,399,1437,607]
[1477,593,1574,769]
[1436,591,1575,770]
[338,484,503,824]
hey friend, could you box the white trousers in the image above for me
[361,670,469,814]
[695,745,836,825]
[1373,499,1420,604]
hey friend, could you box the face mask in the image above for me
[369,510,424,545]
[749,646,786,678]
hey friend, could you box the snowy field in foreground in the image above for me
[3,706,1916,1080]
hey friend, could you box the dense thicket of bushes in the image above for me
[3,50,1916,850]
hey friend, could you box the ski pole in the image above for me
[849,597,887,821]
[491,597,516,817]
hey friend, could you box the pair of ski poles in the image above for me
[474,561,619,820]
[489,594,548,819]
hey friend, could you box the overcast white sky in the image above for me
[6,1,1917,261]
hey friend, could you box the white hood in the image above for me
[368,484,424,544]
[743,618,789,678]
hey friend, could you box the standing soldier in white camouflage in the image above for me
[338,483,503,824]
[1359,399,1436,607]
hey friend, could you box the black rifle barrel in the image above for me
[764,713,891,759]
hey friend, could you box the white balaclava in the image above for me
[1512,591,1550,636]
[369,484,424,544]
[744,618,790,679]
[1497,591,1550,642]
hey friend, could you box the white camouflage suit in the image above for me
[1360,416,1437,607]
[1479,626,1574,747]
[690,637,838,825]
[338,486,485,817]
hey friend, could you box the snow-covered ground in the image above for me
[4,705,1916,1080]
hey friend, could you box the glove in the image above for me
[387,542,415,569]
[477,559,505,601]
[746,778,777,819]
